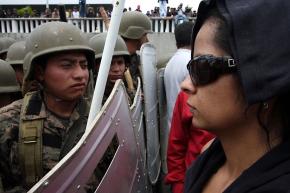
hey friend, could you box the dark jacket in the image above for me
[184,139,290,193]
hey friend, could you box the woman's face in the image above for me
[181,19,251,133]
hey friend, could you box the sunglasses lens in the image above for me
[188,57,214,85]
[187,55,235,86]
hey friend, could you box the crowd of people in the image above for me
[1,0,290,193]
[0,3,197,19]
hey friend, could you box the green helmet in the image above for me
[0,59,20,93]
[0,37,16,54]
[89,32,130,61]
[119,11,152,39]
[6,41,26,66]
[23,22,95,81]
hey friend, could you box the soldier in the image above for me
[0,37,16,60]
[6,41,26,89]
[0,59,21,108]
[89,33,135,103]
[118,11,152,85]
[0,22,95,192]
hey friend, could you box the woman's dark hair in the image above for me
[202,7,232,56]
[174,21,194,48]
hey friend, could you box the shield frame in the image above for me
[28,81,146,193]
[140,43,161,184]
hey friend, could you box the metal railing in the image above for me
[0,17,195,33]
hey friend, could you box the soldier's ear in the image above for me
[34,64,45,82]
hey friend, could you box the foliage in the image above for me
[17,6,33,17]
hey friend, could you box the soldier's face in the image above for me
[109,56,126,83]
[36,51,89,101]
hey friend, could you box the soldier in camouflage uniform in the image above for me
[118,11,152,86]
[0,59,21,108]
[89,32,135,103]
[0,37,16,60]
[0,22,95,192]
[6,41,27,89]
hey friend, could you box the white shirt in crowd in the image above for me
[164,48,191,128]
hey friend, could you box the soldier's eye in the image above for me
[61,63,73,68]
[80,62,88,69]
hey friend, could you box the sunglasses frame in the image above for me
[187,54,236,85]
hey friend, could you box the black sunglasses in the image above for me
[187,55,236,85]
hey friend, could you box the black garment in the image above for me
[185,139,290,193]
[129,53,141,88]
[192,0,290,104]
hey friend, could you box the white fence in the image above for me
[0,17,195,33]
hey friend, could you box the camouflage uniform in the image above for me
[0,22,95,192]
[0,91,89,192]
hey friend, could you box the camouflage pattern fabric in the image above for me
[0,91,88,192]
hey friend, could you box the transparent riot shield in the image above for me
[28,81,145,193]
[130,77,153,193]
[140,43,161,184]
[157,68,169,174]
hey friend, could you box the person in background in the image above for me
[118,11,152,86]
[51,7,59,18]
[0,59,21,108]
[164,21,193,128]
[175,3,188,25]
[66,8,72,18]
[135,5,142,12]
[183,0,290,192]
[158,0,168,17]
[0,37,16,60]
[6,41,26,89]
[72,6,80,19]
[86,6,96,17]
[79,0,86,17]
[89,33,135,103]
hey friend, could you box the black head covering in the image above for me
[192,0,290,104]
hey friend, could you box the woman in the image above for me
[182,0,290,193]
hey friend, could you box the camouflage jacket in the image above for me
[0,91,89,192]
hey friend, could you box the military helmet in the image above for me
[119,11,152,39]
[6,41,26,66]
[0,37,16,54]
[23,22,95,81]
[89,32,130,61]
[0,59,20,93]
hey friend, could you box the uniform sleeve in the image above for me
[165,91,192,193]
[0,103,26,192]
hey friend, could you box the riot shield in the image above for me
[157,68,169,173]
[140,43,161,184]
[28,81,143,193]
[130,77,153,193]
